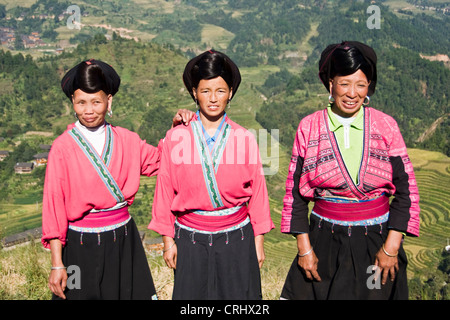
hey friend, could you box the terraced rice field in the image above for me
[0,203,42,238]
[402,166,450,275]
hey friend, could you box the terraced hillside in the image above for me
[401,150,450,277]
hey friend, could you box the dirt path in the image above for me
[416,113,449,143]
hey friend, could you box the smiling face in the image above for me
[329,69,370,118]
[72,89,112,128]
[193,76,233,125]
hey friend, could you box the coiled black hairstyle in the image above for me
[183,50,241,102]
[329,46,374,82]
[318,41,377,96]
[61,59,120,100]
[75,63,109,94]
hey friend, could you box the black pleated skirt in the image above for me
[172,222,262,300]
[53,218,157,300]
[280,214,409,300]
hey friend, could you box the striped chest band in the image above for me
[69,124,125,203]
[191,120,231,209]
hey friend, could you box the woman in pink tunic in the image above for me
[280,42,420,300]
[41,59,193,300]
[148,50,274,299]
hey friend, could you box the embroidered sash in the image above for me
[191,120,231,208]
[69,124,125,203]
[176,205,249,234]
[312,195,390,221]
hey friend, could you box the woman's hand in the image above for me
[162,236,177,269]
[374,230,403,285]
[254,234,266,268]
[297,250,321,282]
[48,239,67,299]
[296,233,321,282]
[48,268,68,299]
[172,109,195,128]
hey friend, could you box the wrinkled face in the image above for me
[329,69,370,117]
[72,89,112,128]
[193,76,232,122]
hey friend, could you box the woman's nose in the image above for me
[346,85,357,98]
[84,104,94,113]
[209,92,217,102]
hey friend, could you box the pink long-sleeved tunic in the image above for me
[148,115,274,238]
[41,123,161,248]
[281,107,420,237]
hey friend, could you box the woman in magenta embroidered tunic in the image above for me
[41,59,192,300]
[148,50,274,300]
[280,41,420,300]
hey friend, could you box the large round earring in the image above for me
[363,96,370,106]
[108,109,113,117]
[328,95,335,104]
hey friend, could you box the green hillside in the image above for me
[0,0,448,153]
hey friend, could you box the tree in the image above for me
[0,4,6,19]
[438,249,450,274]
[138,105,173,146]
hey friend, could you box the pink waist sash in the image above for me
[312,196,390,221]
[69,206,130,229]
[177,205,249,233]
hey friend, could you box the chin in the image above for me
[82,121,103,128]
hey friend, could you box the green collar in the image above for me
[327,104,364,132]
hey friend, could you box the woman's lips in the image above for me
[342,101,358,108]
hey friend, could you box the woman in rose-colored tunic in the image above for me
[280,42,420,300]
[149,50,274,300]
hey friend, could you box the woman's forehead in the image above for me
[73,89,108,98]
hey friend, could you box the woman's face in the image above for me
[72,89,112,128]
[193,76,232,123]
[329,69,370,117]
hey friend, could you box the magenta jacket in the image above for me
[281,107,420,237]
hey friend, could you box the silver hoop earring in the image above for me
[108,109,113,117]
[195,99,199,109]
[227,99,231,109]
[328,95,335,104]
[363,96,370,106]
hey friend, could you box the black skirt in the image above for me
[172,222,262,300]
[53,218,157,300]
[280,214,409,300]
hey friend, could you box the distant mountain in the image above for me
[0,0,448,155]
